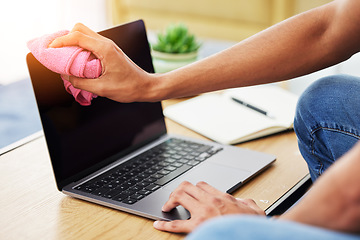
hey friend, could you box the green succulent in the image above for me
[152,23,201,54]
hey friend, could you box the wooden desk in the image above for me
[0,99,308,240]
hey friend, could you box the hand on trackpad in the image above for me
[154,180,266,233]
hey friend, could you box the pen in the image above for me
[231,97,275,119]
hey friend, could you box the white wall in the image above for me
[0,0,110,85]
[289,53,360,96]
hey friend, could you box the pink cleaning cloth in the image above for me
[27,30,102,106]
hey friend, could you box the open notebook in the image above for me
[163,85,299,144]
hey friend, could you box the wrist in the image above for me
[144,72,176,102]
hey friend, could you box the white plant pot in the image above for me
[151,50,198,73]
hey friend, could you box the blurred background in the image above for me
[0,0,337,86]
[1,0,360,150]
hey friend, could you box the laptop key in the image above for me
[122,198,137,205]
[138,172,151,178]
[151,174,163,179]
[93,181,105,188]
[155,165,192,186]
[164,166,176,171]
[156,161,169,167]
[122,189,136,196]
[116,184,130,191]
[105,188,125,198]
[137,181,150,188]
[112,193,128,201]
[197,145,212,152]
[145,169,157,174]
[103,192,118,199]
[164,158,176,163]
[130,193,145,201]
[129,186,142,192]
[138,189,152,195]
[157,169,170,175]
[91,187,111,196]
[208,147,223,154]
[171,162,183,168]
[195,153,212,161]
[76,185,94,193]
[145,184,160,191]
[179,159,189,164]
[144,177,157,183]
[187,160,200,166]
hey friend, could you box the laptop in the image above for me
[26,20,276,221]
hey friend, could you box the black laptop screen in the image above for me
[27,20,167,190]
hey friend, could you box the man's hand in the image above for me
[153,181,265,233]
[49,23,156,103]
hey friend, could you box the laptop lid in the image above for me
[26,20,167,191]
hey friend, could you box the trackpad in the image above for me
[163,162,250,193]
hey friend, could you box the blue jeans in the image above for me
[294,74,360,182]
[187,216,360,240]
[186,75,360,239]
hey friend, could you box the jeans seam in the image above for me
[309,126,360,177]
[310,126,360,139]
[309,131,323,177]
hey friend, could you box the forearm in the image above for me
[280,141,360,233]
[152,0,359,100]
[49,1,360,104]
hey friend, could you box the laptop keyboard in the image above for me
[74,138,223,204]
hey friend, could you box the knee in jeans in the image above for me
[296,76,339,114]
[294,75,349,134]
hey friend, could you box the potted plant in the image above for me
[151,23,201,73]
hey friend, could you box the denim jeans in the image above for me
[186,75,360,239]
[187,216,360,240]
[294,74,360,182]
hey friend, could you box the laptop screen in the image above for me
[27,20,167,190]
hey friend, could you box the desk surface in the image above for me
[0,98,308,240]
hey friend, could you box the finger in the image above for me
[49,31,106,54]
[69,23,100,38]
[161,189,196,212]
[196,181,228,196]
[153,219,194,233]
[236,198,265,215]
[67,75,101,93]
[62,74,99,94]
[236,198,257,206]
[162,181,205,212]
[196,181,238,205]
